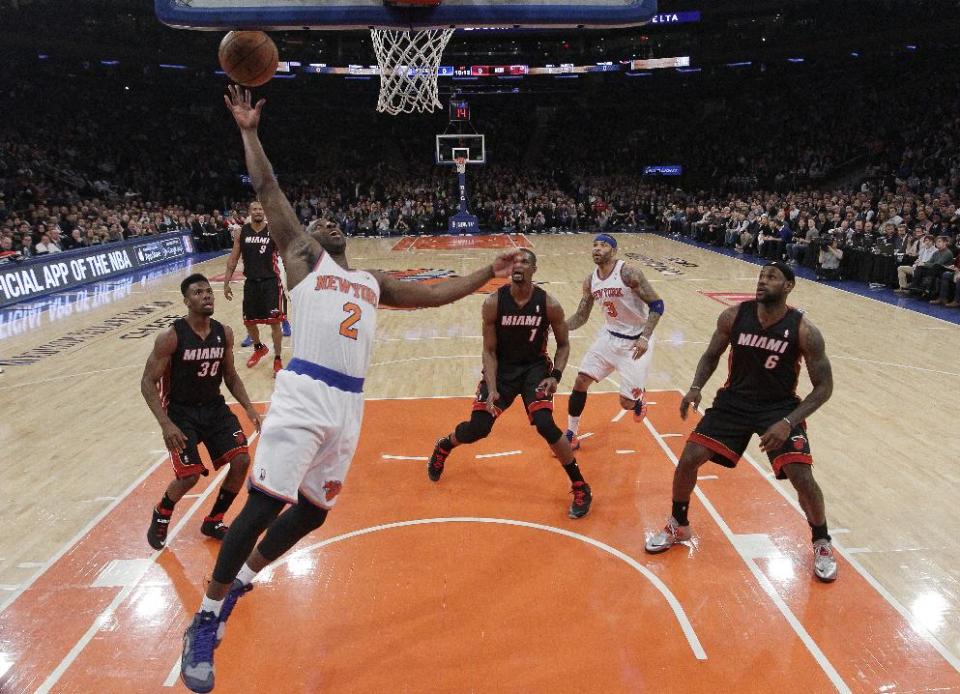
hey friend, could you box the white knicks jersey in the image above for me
[590,260,649,336]
[288,252,380,378]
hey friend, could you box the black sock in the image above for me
[671,500,690,526]
[810,522,831,543]
[568,389,588,417]
[208,489,238,518]
[158,493,175,513]
[254,342,266,351]
[562,459,584,484]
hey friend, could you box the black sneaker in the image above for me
[568,481,592,519]
[200,515,229,540]
[428,439,451,482]
[147,507,171,550]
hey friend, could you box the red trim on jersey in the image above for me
[210,445,248,471]
[771,452,813,478]
[171,449,207,480]
[275,278,286,320]
[526,399,554,421]
[688,432,740,465]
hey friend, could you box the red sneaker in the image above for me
[246,345,269,368]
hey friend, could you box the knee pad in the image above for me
[454,411,495,444]
[531,409,563,444]
[257,492,329,562]
[568,389,588,416]
[211,488,285,584]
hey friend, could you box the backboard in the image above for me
[436,134,485,165]
[155,0,657,30]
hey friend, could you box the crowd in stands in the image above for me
[2,53,958,306]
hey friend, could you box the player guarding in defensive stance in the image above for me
[427,248,593,519]
[223,200,286,376]
[141,273,262,550]
[564,234,663,448]
[179,85,514,693]
[645,262,838,582]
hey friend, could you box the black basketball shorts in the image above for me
[166,398,249,479]
[243,277,286,325]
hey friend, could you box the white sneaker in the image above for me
[813,539,838,582]
[644,517,692,554]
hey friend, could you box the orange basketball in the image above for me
[218,31,279,87]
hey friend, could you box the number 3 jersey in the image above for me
[161,318,228,407]
[717,299,804,409]
[591,260,649,337]
[288,251,381,379]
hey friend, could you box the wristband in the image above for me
[782,416,793,427]
[689,385,701,391]
[637,335,649,342]
[550,369,562,381]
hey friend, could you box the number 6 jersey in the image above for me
[288,251,381,380]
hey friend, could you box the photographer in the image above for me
[817,234,843,280]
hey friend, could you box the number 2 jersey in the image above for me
[288,251,381,380]
[160,318,228,407]
[716,300,804,410]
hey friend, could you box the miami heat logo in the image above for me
[790,434,807,451]
[323,480,343,501]
[233,430,248,447]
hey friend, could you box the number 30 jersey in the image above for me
[590,260,649,337]
[288,251,381,379]
[161,318,228,407]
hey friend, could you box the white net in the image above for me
[371,27,455,115]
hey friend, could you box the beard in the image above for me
[320,236,347,255]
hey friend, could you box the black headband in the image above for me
[763,261,795,283]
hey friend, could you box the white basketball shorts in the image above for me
[249,369,364,509]
[577,330,655,399]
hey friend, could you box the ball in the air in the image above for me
[218,31,279,87]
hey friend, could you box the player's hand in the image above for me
[161,421,188,453]
[485,391,500,415]
[491,251,518,278]
[245,406,262,433]
[679,388,702,420]
[759,419,791,453]
[535,377,559,398]
[224,284,234,301]
[632,336,649,360]
[224,84,265,131]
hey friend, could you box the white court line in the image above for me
[0,451,168,615]
[371,355,480,368]
[660,433,683,438]
[263,517,707,662]
[382,455,429,461]
[0,364,141,392]
[35,431,259,693]
[476,450,522,459]
[611,409,629,423]
[643,417,850,692]
[696,475,719,480]
[832,354,960,378]
[0,585,19,591]
[616,449,636,454]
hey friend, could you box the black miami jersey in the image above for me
[160,318,228,407]
[239,223,278,280]
[717,300,804,409]
[495,285,551,371]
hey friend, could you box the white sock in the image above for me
[567,415,581,435]
[200,595,224,617]
[236,563,259,586]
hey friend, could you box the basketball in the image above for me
[218,31,279,87]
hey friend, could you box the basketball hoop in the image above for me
[454,156,467,174]
[371,3,454,116]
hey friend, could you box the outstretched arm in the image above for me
[759,317,833,451]
[223,85,319,287]
[680,305,736,419]
[565,275,595,331]
[374,252,515,308]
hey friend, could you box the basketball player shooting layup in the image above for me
[644,262,839,583]
[427,248,593,520]
[564,234,663,448]
[141,274,262,550]
[179,85,515,694]
[223,200,286,376]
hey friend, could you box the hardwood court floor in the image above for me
[1,233,959,691]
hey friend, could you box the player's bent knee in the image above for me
[574,373,595,390]
[678,442,712,470]
[256,492,328,562]
[531,409,563,444]
[230,453,251,471]
[781,461,815,485]
[455,412,494,444]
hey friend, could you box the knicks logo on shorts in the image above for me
[790,434,807,451]
[323,480,343,502]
